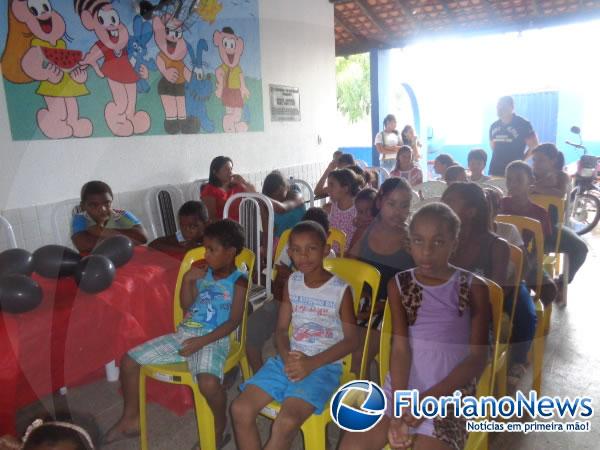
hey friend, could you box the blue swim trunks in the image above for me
[241,355,342,414]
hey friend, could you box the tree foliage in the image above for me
[336,53,371,123]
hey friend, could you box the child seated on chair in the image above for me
[103,220,248,447]
[501,161,557,305]
[468,149,492,184]
[390,145,423,186]
[444,165,468,185]
[148,201,208,255]
[231,221,359,450]
[432,153,456,180]
[261,171,306,238]
[339,203,490,450]
[246,207,335,373]
[71,181,148,253]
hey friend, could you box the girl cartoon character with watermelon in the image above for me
[76,0,151,137]
[4,0,92,138]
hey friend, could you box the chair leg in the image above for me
[192,384,217,450]
[300,415,327,450]
[561,255,569,307]
[139,371,149,450]
[532,302,545,395]
[543,303,553,337]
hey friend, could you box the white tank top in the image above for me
[288,271,348,359]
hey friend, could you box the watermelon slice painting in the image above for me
[41,47,83,71]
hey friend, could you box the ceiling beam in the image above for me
[335,15,363,41]
[354,0,387,34]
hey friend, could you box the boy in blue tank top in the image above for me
[104,219,247,448]
[231,221,359,450]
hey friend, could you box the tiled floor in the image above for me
[16,229,600,449]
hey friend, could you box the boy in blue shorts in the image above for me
[231,220,358,450]
[104,219,248,447]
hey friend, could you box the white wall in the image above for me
[0,0,336,211]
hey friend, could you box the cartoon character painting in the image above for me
[185,38,214,133]
[213,26,250,133]
[128,15,156,94]
[152,13,196,134]
[76,0,150,137]
[3,0,92,138]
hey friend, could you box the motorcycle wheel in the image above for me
[568,191,600,235]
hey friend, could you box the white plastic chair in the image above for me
[224,193,274,309]
[0,215,17,250]
[144,185,185,240]
[412,180,447,199]
[369,166,389,188]
[289,177,314,208]
[51,199,82,248]
[411,197,442,212]
[486,177,507,194]
[185,178,208,202]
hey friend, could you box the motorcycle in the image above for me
[565,126,600,235]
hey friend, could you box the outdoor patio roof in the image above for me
[332,0,600,55]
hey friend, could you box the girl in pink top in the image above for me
[390,145,423,186]
[324,169,360,253]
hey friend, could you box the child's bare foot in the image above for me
[102,418,140,445]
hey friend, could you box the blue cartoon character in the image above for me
[185,39,215,133]
[128,15,156,94]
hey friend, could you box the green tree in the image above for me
[336,53,371,123]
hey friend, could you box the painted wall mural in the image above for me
[0,0,263,140]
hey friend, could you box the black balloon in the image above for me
[92,235,134,267]
[0,274,43,314]
[32,245,81,278]
[74,255,116,294]
[0,248,34,276]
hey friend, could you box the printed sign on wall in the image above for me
[0,0,263,140]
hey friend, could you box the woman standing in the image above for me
[401,125,422,162]
[375,114,401,171]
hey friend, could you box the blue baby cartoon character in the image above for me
[185,39,215,133]
[128,15,156,94]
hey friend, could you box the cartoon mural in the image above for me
[0,0,263,140]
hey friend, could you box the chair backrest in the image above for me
[274,228,291,265]
[327,227,347,257]
[172,247,255,345]
[144,185,185,240]
[224,193,274,300]
[530,194,566,254]
[51,199,82,248]
[289,177,314,208]
[378,276,504,392]
[185,178,208,202]
[412,180,447,199]
[505,242,524,343]
[368,167,389,188]
[486,177,507,194]
[0,215,17,250]
[495,215,544,302]
[323,257,381,381]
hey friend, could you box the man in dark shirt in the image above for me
[489,96,539,176]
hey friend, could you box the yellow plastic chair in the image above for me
[259,258,381,450]
[531,194,568,324]
[494,242,523,398]
[139,247,255,450]
[272,227,346,279]
[495,215,546,395]
[378,277,504,450]
[327,227,347,257]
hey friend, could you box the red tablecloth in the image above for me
[0,247,191,436]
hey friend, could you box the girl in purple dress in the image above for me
[339,203,490,450]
